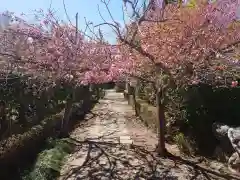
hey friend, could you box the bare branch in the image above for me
[97,4,120,36]
[62,0,74,26]
[94,1,171,76]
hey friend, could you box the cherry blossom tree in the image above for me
[0,10,129,135]
[91,0,240,155]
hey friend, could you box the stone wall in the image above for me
[124,90,158,133]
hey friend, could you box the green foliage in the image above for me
[0,86,103,179]
[0,71,104,179]
[0,72,96,140]
[136,75,240,156]
[174,132,193,155]
[138,82,156,105]
[22,138,74,180]
[185,0,197,8]
[161,82,240,155]
[182,84,240,155]
[0,74,64,131]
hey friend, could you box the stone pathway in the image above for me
[59,90,234,180]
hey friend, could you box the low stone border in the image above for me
[124,91,158,133]
[0,100,96,179]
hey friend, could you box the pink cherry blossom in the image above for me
[231,81,238,87]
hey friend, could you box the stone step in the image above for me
[119,136,133,144]
[119,136,131,140]
[120,139,133,144]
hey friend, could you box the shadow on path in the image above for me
[61,138,240,180]
[59,90,240,180]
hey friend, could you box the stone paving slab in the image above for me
[119,135,131,140]
[119,135,133,144]
[119,139,133,144]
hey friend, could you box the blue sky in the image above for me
[0,0,128,44]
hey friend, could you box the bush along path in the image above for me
[0,85,103,180]
[58,89,239,180]
[21,138,75,180]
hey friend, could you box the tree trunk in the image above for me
[156,90,166,156]
[132,86,138,116]
[126,81,131,94]
[18,103,26,125]
[95,85,100,99]
[18,91,27,125]
[36,98,45,122]
[61,88,76,137]
[82,85,91,113]
[0,101,7,140]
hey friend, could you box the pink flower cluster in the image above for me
[0,13,131,85]
[206,0,240,27]
[231,81,238,87]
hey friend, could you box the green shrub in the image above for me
[22,138,74,180]
[174,133,193,155]
[136,78,240,156]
